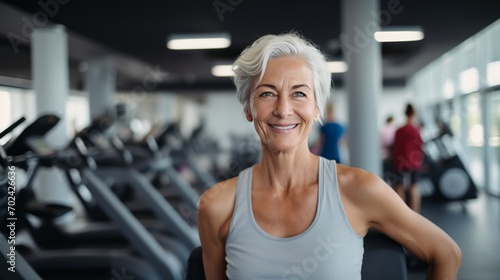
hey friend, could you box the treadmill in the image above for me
[2,115,182,279]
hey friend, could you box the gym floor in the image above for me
[407,192,500,280]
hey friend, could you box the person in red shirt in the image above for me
[392,104,423,213]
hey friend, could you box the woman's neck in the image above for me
[255,145,319,193]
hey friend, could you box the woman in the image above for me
[198,32,461,279]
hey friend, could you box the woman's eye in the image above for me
[293,92,306,97]
[259,92,273,97]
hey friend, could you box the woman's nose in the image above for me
[273,96,293,118]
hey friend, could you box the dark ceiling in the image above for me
[0,0,499,92]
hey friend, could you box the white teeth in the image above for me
[271,124,297,130]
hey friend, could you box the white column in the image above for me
[341,0,382,175]
[86,59,116,119]
[478,35,491,191]
[32,25,72,204]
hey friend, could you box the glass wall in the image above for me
[0,86,36,145]
[409,19,500,196]
[0,85,90,142]
[488,91,500,196]
[464,92,483,187]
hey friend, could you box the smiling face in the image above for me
[246,56,318,153]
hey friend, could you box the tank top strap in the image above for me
[321,158,361,239]
[227,166,253,236]
[321,157,337,182]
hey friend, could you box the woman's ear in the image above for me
[245,108,253,122]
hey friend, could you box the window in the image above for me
[488,91,500,195]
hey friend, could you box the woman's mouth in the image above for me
[269,124,298,131]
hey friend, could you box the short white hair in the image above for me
[233,32,331,121]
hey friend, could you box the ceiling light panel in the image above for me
[374,26,424,42]
[167,32,231,50]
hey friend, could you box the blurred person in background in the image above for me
[392,104,423,213]
[380,115,396,160]
[380,115,396,185]
[313,102,345,163]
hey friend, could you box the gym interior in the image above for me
[0,1,499,279]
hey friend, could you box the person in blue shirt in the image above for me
[316,103,345,163]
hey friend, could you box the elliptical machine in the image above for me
[420,121,478,202]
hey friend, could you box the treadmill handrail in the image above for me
[0,116,26,140]
[93,167,200,248]
[82,168,184,280]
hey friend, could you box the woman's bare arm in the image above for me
[340,167,462,279]
[197,178,237,280]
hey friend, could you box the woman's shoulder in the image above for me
[335,163,388,199]
[198,176,239,221]
[336,164,373,183]
[335,164,399,229]
[198,177,239,248]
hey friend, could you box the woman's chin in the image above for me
[263,142,300,154]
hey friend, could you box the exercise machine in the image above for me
[2,115,185,279]
[420,127,478,202]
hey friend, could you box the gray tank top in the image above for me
[225,157,363,279]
